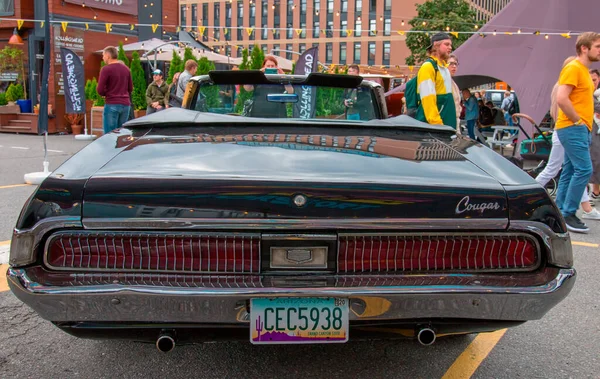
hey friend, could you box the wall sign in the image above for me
[64,0,138,16]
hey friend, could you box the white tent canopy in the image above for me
[96,38,185,54]
[144,47,233,65]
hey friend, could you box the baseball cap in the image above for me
[152,69,163,76]
[426,32,452,51]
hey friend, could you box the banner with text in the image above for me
[293,47,319,119]
[60,47,86,114]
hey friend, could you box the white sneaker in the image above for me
[581,208,600,220]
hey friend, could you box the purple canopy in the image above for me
[454,0,600,125]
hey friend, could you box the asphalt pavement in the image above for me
[0,132,598,378]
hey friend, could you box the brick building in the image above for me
[0,0,177,133]
[178,0,511,76]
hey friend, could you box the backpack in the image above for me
[478,106,494,126]
[404,58,439,117]
[507,96,519,115]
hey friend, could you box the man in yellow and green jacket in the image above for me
[415,33,457,130]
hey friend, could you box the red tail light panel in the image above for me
[45,232,261,274]
[337,233,540,273]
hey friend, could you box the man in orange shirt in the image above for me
[555,32,600,233]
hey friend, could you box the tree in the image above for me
[117,42,130,67]
[183,47,196,65]
[238,48,250,70]
[235,48,252,114]
[197,56,214,75]
[167,50,183,83]
[130,52,147,110]
[405,0,480,65]
[249,45,265,69]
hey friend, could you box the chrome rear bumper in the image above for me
[8,267,575,324]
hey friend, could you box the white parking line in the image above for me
[47,149,64,153]
[10,146,29,150]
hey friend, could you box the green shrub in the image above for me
[167,50,183,83]
[117,42,130,67]
[130,52,147,110]
[0,92,7,106]
[5,83,24,102]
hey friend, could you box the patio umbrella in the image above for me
[96,38,183,54]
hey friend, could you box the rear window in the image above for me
[191,83,379,121]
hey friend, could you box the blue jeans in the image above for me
[466,119,476,139]
[555,125,593,217]
[504,112,513,126]
[103,104,131,134]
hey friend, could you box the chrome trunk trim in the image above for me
[82,218,509,230]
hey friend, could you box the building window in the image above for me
[384,18,391,36]
[262,45,268,54]
[384,0,392,11]
[369,19,376,36]
[314,0,321,14]
[262,1,268,18]
[368,42,376,65]
[214,30,220,40]
[273,44,280,56]
[340,20,347,37]
[215,3,220,19]
[300,22,306,38]
[382,41,390,64]
[301,0,307,14]
[340,43,347,63]
[356,0,362,12]
[327,0,334,13]
[203,4,208,20]
[355,20,362,37]
[313,21,320,38]
[238,2,244,18]
[299,43,306,53]
[250,3,256,18]
[326,43,333,63]
[354,42,362,63]
[237,46,243,56]
[262,24,268,39]
[180,5,187,27]
[287,23,293,38]
[226,3,232,19]
[341,0,348,12]
[370,0,377,11]
[287,0,294,16]
[286,43,293,60]
[238,28,243,40]
[327,20,333,37]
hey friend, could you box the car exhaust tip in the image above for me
[156,334,176,353]
[417,328,436,346]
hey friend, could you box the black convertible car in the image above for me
[7,72,574,351]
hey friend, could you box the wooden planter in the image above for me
[91,106,104,136]
[134,109,146,118]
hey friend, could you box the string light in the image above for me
[545,34,549,39]
[422,21,426,26]
[474,24,479,29]
[493,30,497,35]
[517,28,521,33]
[445,26,450,31]
[401,20,404,26]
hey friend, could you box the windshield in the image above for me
[191,82,379,121]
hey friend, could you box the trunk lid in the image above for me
[82,131,508,221]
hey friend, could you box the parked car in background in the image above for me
[8,71,575,351]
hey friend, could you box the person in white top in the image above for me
[447,54,462,135]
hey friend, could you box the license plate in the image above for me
[250,298,349,344]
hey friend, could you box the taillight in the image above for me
[338,234,539,273]
[46,232,261,273]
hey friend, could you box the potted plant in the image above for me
[33,104,39,114]
[65,113,84,135]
